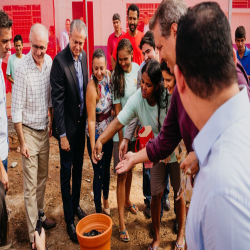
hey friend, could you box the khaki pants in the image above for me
[22,125,49,242]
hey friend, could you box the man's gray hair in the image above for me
[29,23,48,42]
[70,19,88,39]
[149,0,187,38]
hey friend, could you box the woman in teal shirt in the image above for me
[94,60,180,248]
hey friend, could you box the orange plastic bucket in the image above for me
[76,214,112,250]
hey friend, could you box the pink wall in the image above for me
[93,0,250,49]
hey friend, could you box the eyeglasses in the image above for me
[31,44,47,52]
[72,38,84,47]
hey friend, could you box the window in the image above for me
[3,5,41,44]
[233,0,250,8]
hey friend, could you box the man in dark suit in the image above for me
[50,19,88,243]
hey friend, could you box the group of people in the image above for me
[1,0,250,250]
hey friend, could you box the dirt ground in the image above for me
[5,94,182,250]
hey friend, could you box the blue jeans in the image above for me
[87,137,113,213]
[164,170,170,199]
[2,158,7,172]
[143,164,170,217]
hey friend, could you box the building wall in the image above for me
[231,10,250,43]
[1,0,250,47]
[0,0,54,46]
[54,0,82,46]
[93,0,250,49]
[1,0,250,51]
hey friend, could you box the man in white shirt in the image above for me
[12,23,56,247]
[60,19,70,50]
[6,34,25,84]
[0,10,12,191]
[174,2,250,249]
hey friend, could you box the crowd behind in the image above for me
[0,0,250,250]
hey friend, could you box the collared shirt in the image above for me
[70,49,84,116]
[0,59,8,161]
[237,46,250,76]
[11,51,52,130]
[107,31,125,70]
[60,29,69,50]
[186,86,250,249]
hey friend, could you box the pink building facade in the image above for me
[0,0,249,91]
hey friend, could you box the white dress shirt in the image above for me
[0,59,8,160]
[11,52,52,130]
[186,86,250,249]
[60,29,69,50]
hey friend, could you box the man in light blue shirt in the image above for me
[0,10,12,191]
[175,3,250,249]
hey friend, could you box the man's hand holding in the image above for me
[48,120,52,138]
[0,162,9,191]
[180,151,199,175]
[32,228,46,250]
[93,139,103,164]
[20,142,30,158]
[60,136,70,152]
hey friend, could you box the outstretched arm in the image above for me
[115,147,150,174]
[93,117,124,163]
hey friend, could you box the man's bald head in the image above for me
[29,23,49,66]
[29,23,48,43]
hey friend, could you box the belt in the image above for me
[23,124,46,132]
[96,110,112,123]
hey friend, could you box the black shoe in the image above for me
[173,219,178,234]
[67,224,78,243]
[74,206,87,220]
[163,197,170,211]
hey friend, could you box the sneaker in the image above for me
[144,203,151,219]
[163,197,170,211]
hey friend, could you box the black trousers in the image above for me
[59,118,85,225]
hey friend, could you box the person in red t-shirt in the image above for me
[107,13,125,71]
[111,4,144,70]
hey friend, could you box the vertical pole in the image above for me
[85,0,90,75]
[228,0,232,26]
[53,0,56,54]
